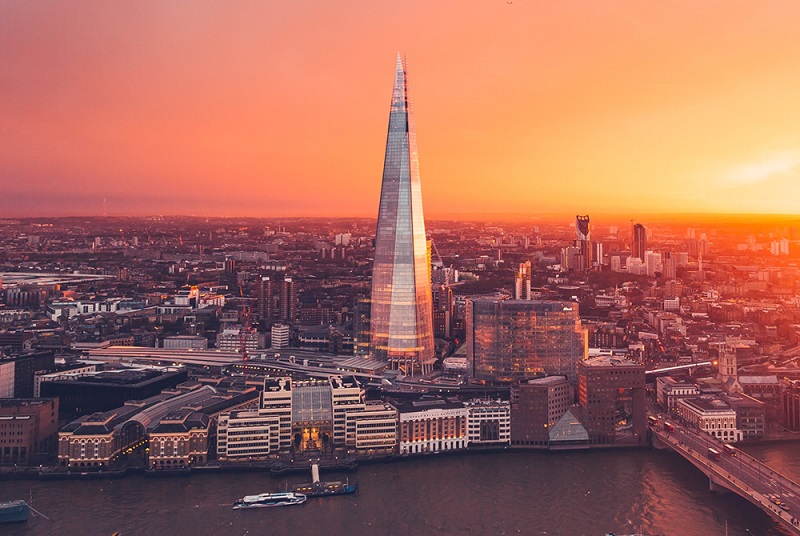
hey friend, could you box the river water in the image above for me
[2,443,798,536]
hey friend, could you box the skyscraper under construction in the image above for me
[369,55,435,375]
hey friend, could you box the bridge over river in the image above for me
[652,421,800,534]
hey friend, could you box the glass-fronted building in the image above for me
[466,299,588,382]
[369,55,435,375]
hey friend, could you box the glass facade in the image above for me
[369,55,435,375]
[466,299,588,383]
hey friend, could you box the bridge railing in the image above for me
[654,424,800,495]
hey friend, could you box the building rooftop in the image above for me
[0,398,53,409]
[46,367,183,388]
[582,356,643,368]
[680,396,734,413]
[395,397,464,413]
[738,375,779,385]
[264,377,291,392]
[525,375,568,386]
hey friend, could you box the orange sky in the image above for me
[2,1,800,218]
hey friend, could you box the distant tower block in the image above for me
[632,223,647,261]
[369,55,435,376]
[575,215,591,271]
[515,261,532,300]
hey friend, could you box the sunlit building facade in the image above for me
[467,299,588,383]
[369,55,435,375]
[464,399,511,447]
[397,399,468,454]
[218,376,394,459]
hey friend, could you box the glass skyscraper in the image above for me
[466,299,588,383]
[369,55,435,375]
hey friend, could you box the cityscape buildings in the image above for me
[0,52,797,536]
[1,209,800,531]
[369,55,435,375]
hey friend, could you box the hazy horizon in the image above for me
[5,211,800,226]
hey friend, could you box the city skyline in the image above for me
[3,2,800,218]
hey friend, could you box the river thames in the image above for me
[2,443,798,536]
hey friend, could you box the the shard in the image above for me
[369,55,435,375]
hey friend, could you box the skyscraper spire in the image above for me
[369,55,435,376]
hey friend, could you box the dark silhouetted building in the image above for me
[467,299,587,382]
[632,223,647,261]
[577,356,646,446]
[511,376,573,447]
[40,367,188,420]
[280,277,297,323]
[258,276,276,325]
[0,351,55,399]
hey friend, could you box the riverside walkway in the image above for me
[652,421,800,534]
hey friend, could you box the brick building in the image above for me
[0,398,59,465]
[577,356,646,446]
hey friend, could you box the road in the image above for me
[652,418,800,532]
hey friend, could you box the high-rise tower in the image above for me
[575,215,591,271]
[632,223,647,261]
[369,55,435,375]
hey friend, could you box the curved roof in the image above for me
[128,385,218,431]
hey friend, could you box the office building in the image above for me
[575,215,591,271]
[677,397,742,443]
[467,299,587,382]
[280,277,297,323]
[577,356,646,446]
[727,393,765,441]
[432,284,454,339]
[345,400,398,455]
[510,376,573,447]
[369,55,435,375]
[258,276,276,324]
[632,223,647,261]
[397,398,468,454]
[353,298,371,356]
[270,324,290,349]
[218,375,390,460]
[656,376,700,412]
[464,399,511,447]
[514,261,532,300]
[216,328,261,354]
